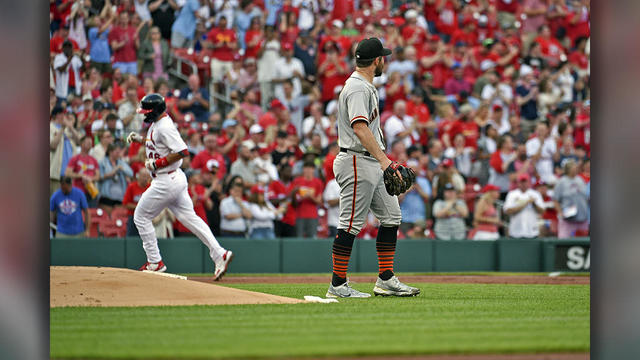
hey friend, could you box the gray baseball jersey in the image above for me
[334,71,401,235]
[337,72,386,152]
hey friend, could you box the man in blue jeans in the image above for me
[50,177,91,237]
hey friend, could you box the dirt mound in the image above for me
[50,266,303,307]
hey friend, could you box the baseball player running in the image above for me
[327,38,420,298]
[127,94,233,280]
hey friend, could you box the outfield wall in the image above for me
[50,237,590,273]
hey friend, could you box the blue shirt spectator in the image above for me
[171,0,199,44]
[88,26,111,64]
[234,3,261,50]
[98,144,134,203]
[515,84,539,121]
[400,170,431,224]
[265,0,283,26]
[178,74,211,123]
[50,178,89,236]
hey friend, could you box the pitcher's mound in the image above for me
[51,266,303,307]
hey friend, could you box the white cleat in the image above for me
[213,250,234,281]
[373,276,421,297]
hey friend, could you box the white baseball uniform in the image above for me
[133,115,226,264]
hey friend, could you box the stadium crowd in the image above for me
[49,0,590,240]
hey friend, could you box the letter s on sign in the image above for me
[567,246,585,270]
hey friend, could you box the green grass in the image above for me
[50,282,589,359]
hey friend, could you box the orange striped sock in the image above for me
[332,229,355,286]
[376,226,398,280]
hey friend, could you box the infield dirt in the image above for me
[50,266,303,307]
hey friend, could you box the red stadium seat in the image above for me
[110,207,130,221]
[100,218,127,238]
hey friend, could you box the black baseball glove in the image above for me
[383,161,416,196]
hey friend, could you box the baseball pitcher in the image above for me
[127,94,233,280]
[327,38,420,298]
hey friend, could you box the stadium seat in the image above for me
[100,218,127,238]
[110,207,129,221]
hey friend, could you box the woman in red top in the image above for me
[244,17,263,59]
[471,184,502,240]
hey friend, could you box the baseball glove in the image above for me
[383,162,416,196]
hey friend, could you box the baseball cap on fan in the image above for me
[355,38,392,61]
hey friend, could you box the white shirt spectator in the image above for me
[301,115,331,148]
[213,0,238,28]
[556,69,575,103]
[293,0,317,30]
[91,118,125,139]
[481,83,513,134]
[118,101,144,133]
[387,59,417,78]
[53,53,83,98]
[526,136,557,184]
[323,178,340,228]
[384,114,417,148]
[257,40,281,82]
[248,203,276,232]
[503,188,545,238]
[273,57,305,100]
[220,196,249,232]
[135,0,152,21]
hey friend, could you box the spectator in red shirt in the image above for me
[569,37,589,78]
[108,11,139,75]
[244,16,264,59]
[458,104,480,149]
[418,35,453,90]
[565,0,590,48]
[50,24,79,56]
[450,18,478,47]
[268,163,297,237]
[435,0,460,42]
[535,24,566,68]
[437,103,462,149]
[206,16,238,84]
[123,168,151,236]
[65,135,101,206]
[406,89,435,148]
[174,170,214,236]
[318,20,351,57]
[291,161,324,238]
[191,133,227,181]
[402,9,427,47]
[317,44,349,103]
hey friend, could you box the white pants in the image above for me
[134,169,225,263]
[472,231,500,241]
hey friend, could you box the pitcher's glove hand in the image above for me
[383,161,416,196]
[127,131,144,144]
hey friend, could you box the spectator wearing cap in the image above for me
[205,16,238,84]
[108,11,138,75]
[553,159,589,237]
[138,26,170,81]
[471,184,502,240]
[402,9,428,46]
[178,74,210,123]
[515,65,540,124]
[503,173,547,238]
[433,183,468,240]
[444,62,472,97]
[87,9,115,74]
[230,144,258,187]
[170,0,199,48]
[65,135,101,206]
[50,176,90,238]
[257,25,281,109]
[301,101,331,148]
[291,161,323,238]
[488,134,517,197]
[50,107,82,196]
[219,179,253,237]
[53,40,83,103]
[480,71,513,135]
[398,159,432,236]
[526,122,558,185]
[384,100,418,149]
[174,170,214,236]
[122,168,152,236]
[247,185,284,239]
[98,142,133,214]
[191,133,227,181]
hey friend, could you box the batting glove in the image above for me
[127,131,144,144]
[144,158,157,172]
